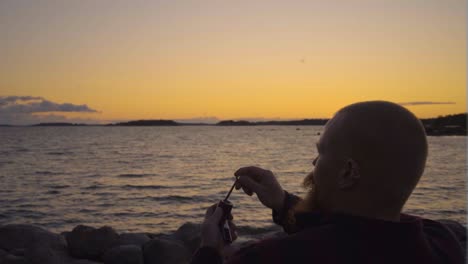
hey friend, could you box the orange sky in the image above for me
[0,0,465,123]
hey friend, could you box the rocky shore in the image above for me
[0,223,284,264]
[1,219,465,264]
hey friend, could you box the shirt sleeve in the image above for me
[272,190,302,234]
[190,246,223,264]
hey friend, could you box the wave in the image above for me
[78,208,95,213]
[94,192,116,197]
[4,209,47,219]
[15,148,29,152]
[35,171,62,175]
[83,185,104,190]
[122,184,170,190]
[112,211,159,218]
[436,209,467,214]
[150,195,197,202]
[46,151,74,156]
[48,184,70,189]
[417,186,456,191]
[118,194,211,203]
[97,203,115,208]
[118,173,155,178]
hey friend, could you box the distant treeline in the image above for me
[32,122,88,126]
[16,113,468,136]
[216,119,329,126]
[109,120,179,126]
[420,113,466,136]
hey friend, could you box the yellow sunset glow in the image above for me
[0,0,465,123]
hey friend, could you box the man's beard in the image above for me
[292,171,319,214]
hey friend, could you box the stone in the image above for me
[24,245,62,264]
[70,259,103,264]
[142,239,190,264]
[0,248,8,258]
[103,245,143,264]
[173,222,201,254]
[116,233,150,247]
[66,225,119,261]
[0,224,66,251]
[9,248,25,256]
[2,254,28,264]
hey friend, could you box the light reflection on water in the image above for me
[0,126,465,234]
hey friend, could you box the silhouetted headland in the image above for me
[214,114,466,136]
[216,119,329,126]
[216,120,254,126]
[33,122,89,126]
[109,120,179,126]
[421,113,466,136]
[4,114,467,136]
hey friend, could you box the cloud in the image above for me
[0,96,99,125]
[0,96,97,113]
[0,96,43,107]
[399,101,456,106]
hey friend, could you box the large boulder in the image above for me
[69,259,103,264]
[24,244,63,264]
[173,222,201,254]
[9,248,25,256]
[1,254,28,264]
[65,225,119,261]
[0,224,66,251]
[103,245,143,264]
[116,233,150,247]
[0,248,8,258]
[142,239,190,264]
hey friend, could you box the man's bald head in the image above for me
[301,101,428,220]
[336,101,427,202]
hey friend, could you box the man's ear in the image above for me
[338,159,360,190]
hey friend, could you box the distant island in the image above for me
[215,115,466,136]
[32,122,89,126]
[420,113,466,136]
[108,120,179,126]
[216,119,329,126]
[5,113,466,136]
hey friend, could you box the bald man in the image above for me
[191,101,465,264]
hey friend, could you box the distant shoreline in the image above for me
[1,113,466,136]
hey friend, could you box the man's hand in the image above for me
[234,166,285,212]
[201,203,237,252]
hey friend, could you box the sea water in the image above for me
[0,126,465,235]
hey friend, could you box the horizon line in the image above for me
[1,112,466,126]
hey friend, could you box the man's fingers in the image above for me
[210,206,224,223]
[204,203,219,219]
[237,175,262,194]
[234,166,265,178]
[242,187,253,196]
[228,221,238,241]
